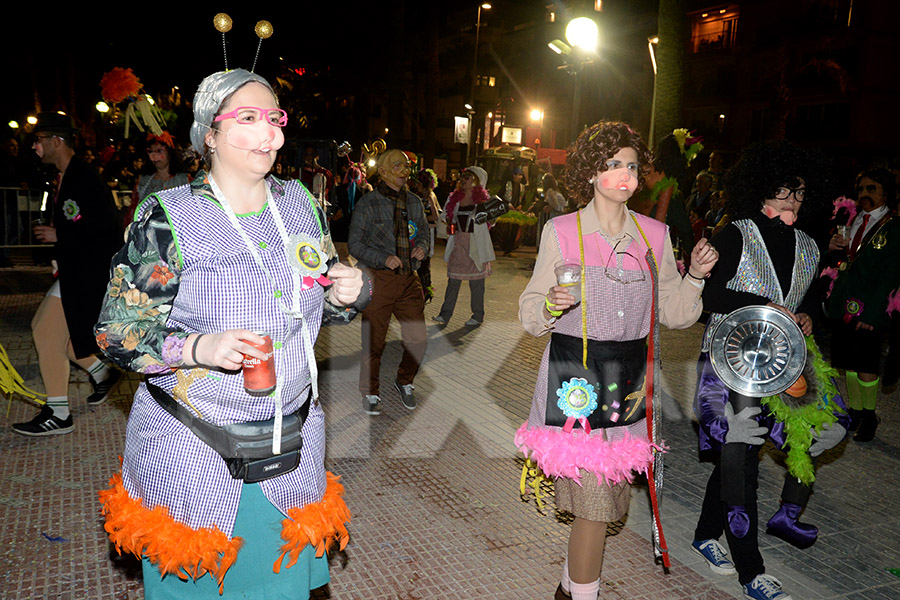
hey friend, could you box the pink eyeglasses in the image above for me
[214,106,288,127]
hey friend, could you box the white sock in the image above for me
[86,358,110,382]
[569,579,600,600]
[47,396,70,420]
[561,557,571,594]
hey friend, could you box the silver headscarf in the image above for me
[189,69,276,154]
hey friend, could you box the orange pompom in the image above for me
[785,375,807,398]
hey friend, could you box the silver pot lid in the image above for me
[709,305,807,398]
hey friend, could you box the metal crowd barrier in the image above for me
[0,187,50,248]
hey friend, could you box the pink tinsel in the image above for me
[820,266,839,297]
[514,423,664,486]
[444,186,489,225]
[832,196,857,224]
[886,289,900,315]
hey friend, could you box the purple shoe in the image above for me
[766,502,817,548]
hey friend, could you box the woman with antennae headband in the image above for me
[95,67,369,599]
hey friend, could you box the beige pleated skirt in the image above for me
[554,470,631,522]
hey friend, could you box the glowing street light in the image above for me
[648,35,659,146]
[8,120,19,129]
[26,116,37,125]
[468,2,492,165]
[565,17,599,52]
[96,101,110,113]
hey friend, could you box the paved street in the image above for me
[0,244,898,600]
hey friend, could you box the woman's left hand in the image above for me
[327,262,364,306]
[688,237,718,279]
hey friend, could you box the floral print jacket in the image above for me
[94,172,365,375]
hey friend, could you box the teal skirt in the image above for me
[142,483,330,599]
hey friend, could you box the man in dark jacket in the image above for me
[348,149,429,416]
[13,113,123,436]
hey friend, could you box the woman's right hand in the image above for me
[186,330,268,370]
[545,285,577,315]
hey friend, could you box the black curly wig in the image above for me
[724,139,833,223]
[565,121,653,206]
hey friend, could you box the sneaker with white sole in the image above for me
[464,318,482,326]
[87,369,122,406]
[394,380,417,410]
[362,395,382,415]
[742,574,792,600]
[431,315,447,324]
[12,405,74,436]
[691,539,736,575]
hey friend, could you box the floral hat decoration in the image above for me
[99,67,166,138]
[672,128,704,166]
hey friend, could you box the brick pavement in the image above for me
[0,246,898,600]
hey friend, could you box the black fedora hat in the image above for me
[33,112,79,136]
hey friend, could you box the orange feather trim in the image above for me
[274,472,351,573]
[98,471,242,594]
[98,470,351,592]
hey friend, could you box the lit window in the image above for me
[690,5,739,53]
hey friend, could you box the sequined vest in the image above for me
[701,219,819,352]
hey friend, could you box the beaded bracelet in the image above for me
[191,334,204,366]
[544,297,563,317]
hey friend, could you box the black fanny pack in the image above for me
[545,333,647,430]
[146,382,310,483]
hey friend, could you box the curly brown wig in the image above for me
[565,121,653,206]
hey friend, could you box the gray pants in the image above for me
[438,278,485,323]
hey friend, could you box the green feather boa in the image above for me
[650,176,679,204]
[495,210,538,226]
[759,337,846,485]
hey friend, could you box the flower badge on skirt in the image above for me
[286,232,332,289]
[62,199,82,222]
[408,219,418,241]
[557,377,598,433]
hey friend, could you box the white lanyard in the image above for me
[208,174,319,454]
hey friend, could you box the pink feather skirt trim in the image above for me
[515,423,664,486]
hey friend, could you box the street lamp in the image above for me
[647,35,659,147]
[563,17,599,142]
[468,2,491,165]
[530,108,544,147]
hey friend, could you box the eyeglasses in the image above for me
[773,186,805,202]
[857,184,880,194]
[214,106,288,127]
[34,134,58,142]
[460,172,475,180]
[603,235,647,285]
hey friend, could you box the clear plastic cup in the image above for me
[554,261,582,304]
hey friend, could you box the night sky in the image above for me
[2,3,434,126]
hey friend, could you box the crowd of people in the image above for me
[4,66,900,600]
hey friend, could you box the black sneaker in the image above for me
[12,405,74,436]
[394,380,417,410]
[87,370,122,406]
